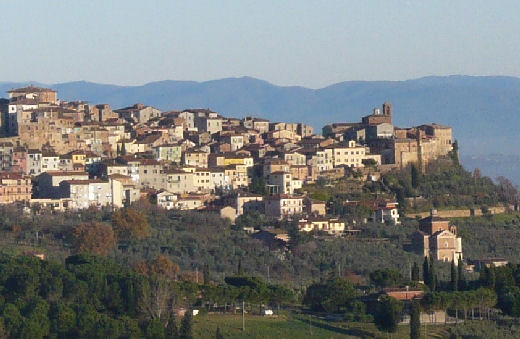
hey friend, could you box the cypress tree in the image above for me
[423,256,429,284]
[374,296,403,333]
[480,266,489,287]
[203,264,211,285]
[411,262,420,282]
[428,257,436,291]
[450,260,458,291]
[489,265,496,290]
[411,165,420,189]
[457,258,466,291]
[410,300,421,339]
[481,265,496,289]
[451,140,460,165]
[166,312,179,339]
[179,310,193,339]
[121,141,127,156]
[237,259,243,275]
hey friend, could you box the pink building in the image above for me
[12,147,27,174]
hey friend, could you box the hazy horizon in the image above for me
[2,1,519,88]
[3,73,520,90]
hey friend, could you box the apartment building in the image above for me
[0,172,32,204]
[264,194,303,219]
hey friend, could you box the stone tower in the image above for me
[383,101,392,116]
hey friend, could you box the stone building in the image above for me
[361,102,393,126]
[264,194,303,219]
[412,210,463,264]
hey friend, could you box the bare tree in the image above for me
[139,275,178,321]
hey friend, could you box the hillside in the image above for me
[2,75,520,181]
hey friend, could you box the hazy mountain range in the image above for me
[1,75,519,183]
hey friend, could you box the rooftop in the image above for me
[8,85,56,93]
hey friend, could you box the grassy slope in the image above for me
[192,313,452,339]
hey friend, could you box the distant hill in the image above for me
[2,75,520,181]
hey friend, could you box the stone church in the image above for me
[412,210,463,264]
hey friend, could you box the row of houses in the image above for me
[0,86,455,241]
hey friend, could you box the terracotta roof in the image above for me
[42,171,88,177]
[8,85,56,93]
[63,179,106,185]
[0,172,29,180]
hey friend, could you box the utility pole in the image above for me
[267,265,270,283]
[242,300,245,331]
[196,266,199,284]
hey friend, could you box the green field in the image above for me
[192,313,452,339]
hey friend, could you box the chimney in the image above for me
[431,209,438,217]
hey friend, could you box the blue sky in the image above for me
[1,1,519,88]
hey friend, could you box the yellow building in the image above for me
[71,151,86,166]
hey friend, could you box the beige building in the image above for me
[59,178,123,210]
[109,174,140,206]
[221,134,244,151]
[209,167,231,191]
[155,144,182,163]
[304,197,327,216]
[115,103,161,124]
[267,171,299,195]
[183,150,209,168]
[174,194,206,210]
[263,158,290,177]
[329,140,367,168]
[156,190,178,209]
[236,193,264,216]
[307,148,334,173]
[242,117,270,133]
[283,151,306,166]
[225,164,249,189]
[392,125,453,169]
[373,201,400,225]
[137,160,164,189]
[8,86,57,104]
[0,172,32,205]
[37,171,89,198]
[90,104,119,122]
[412,210,463,264]
[193,168,212,192]
[41,151,60,172]
[164,169,196,194]
[196,114,223,135]
[264,194,303,219]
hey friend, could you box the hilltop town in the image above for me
[2,85,520,338]
[0,85,467,263]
